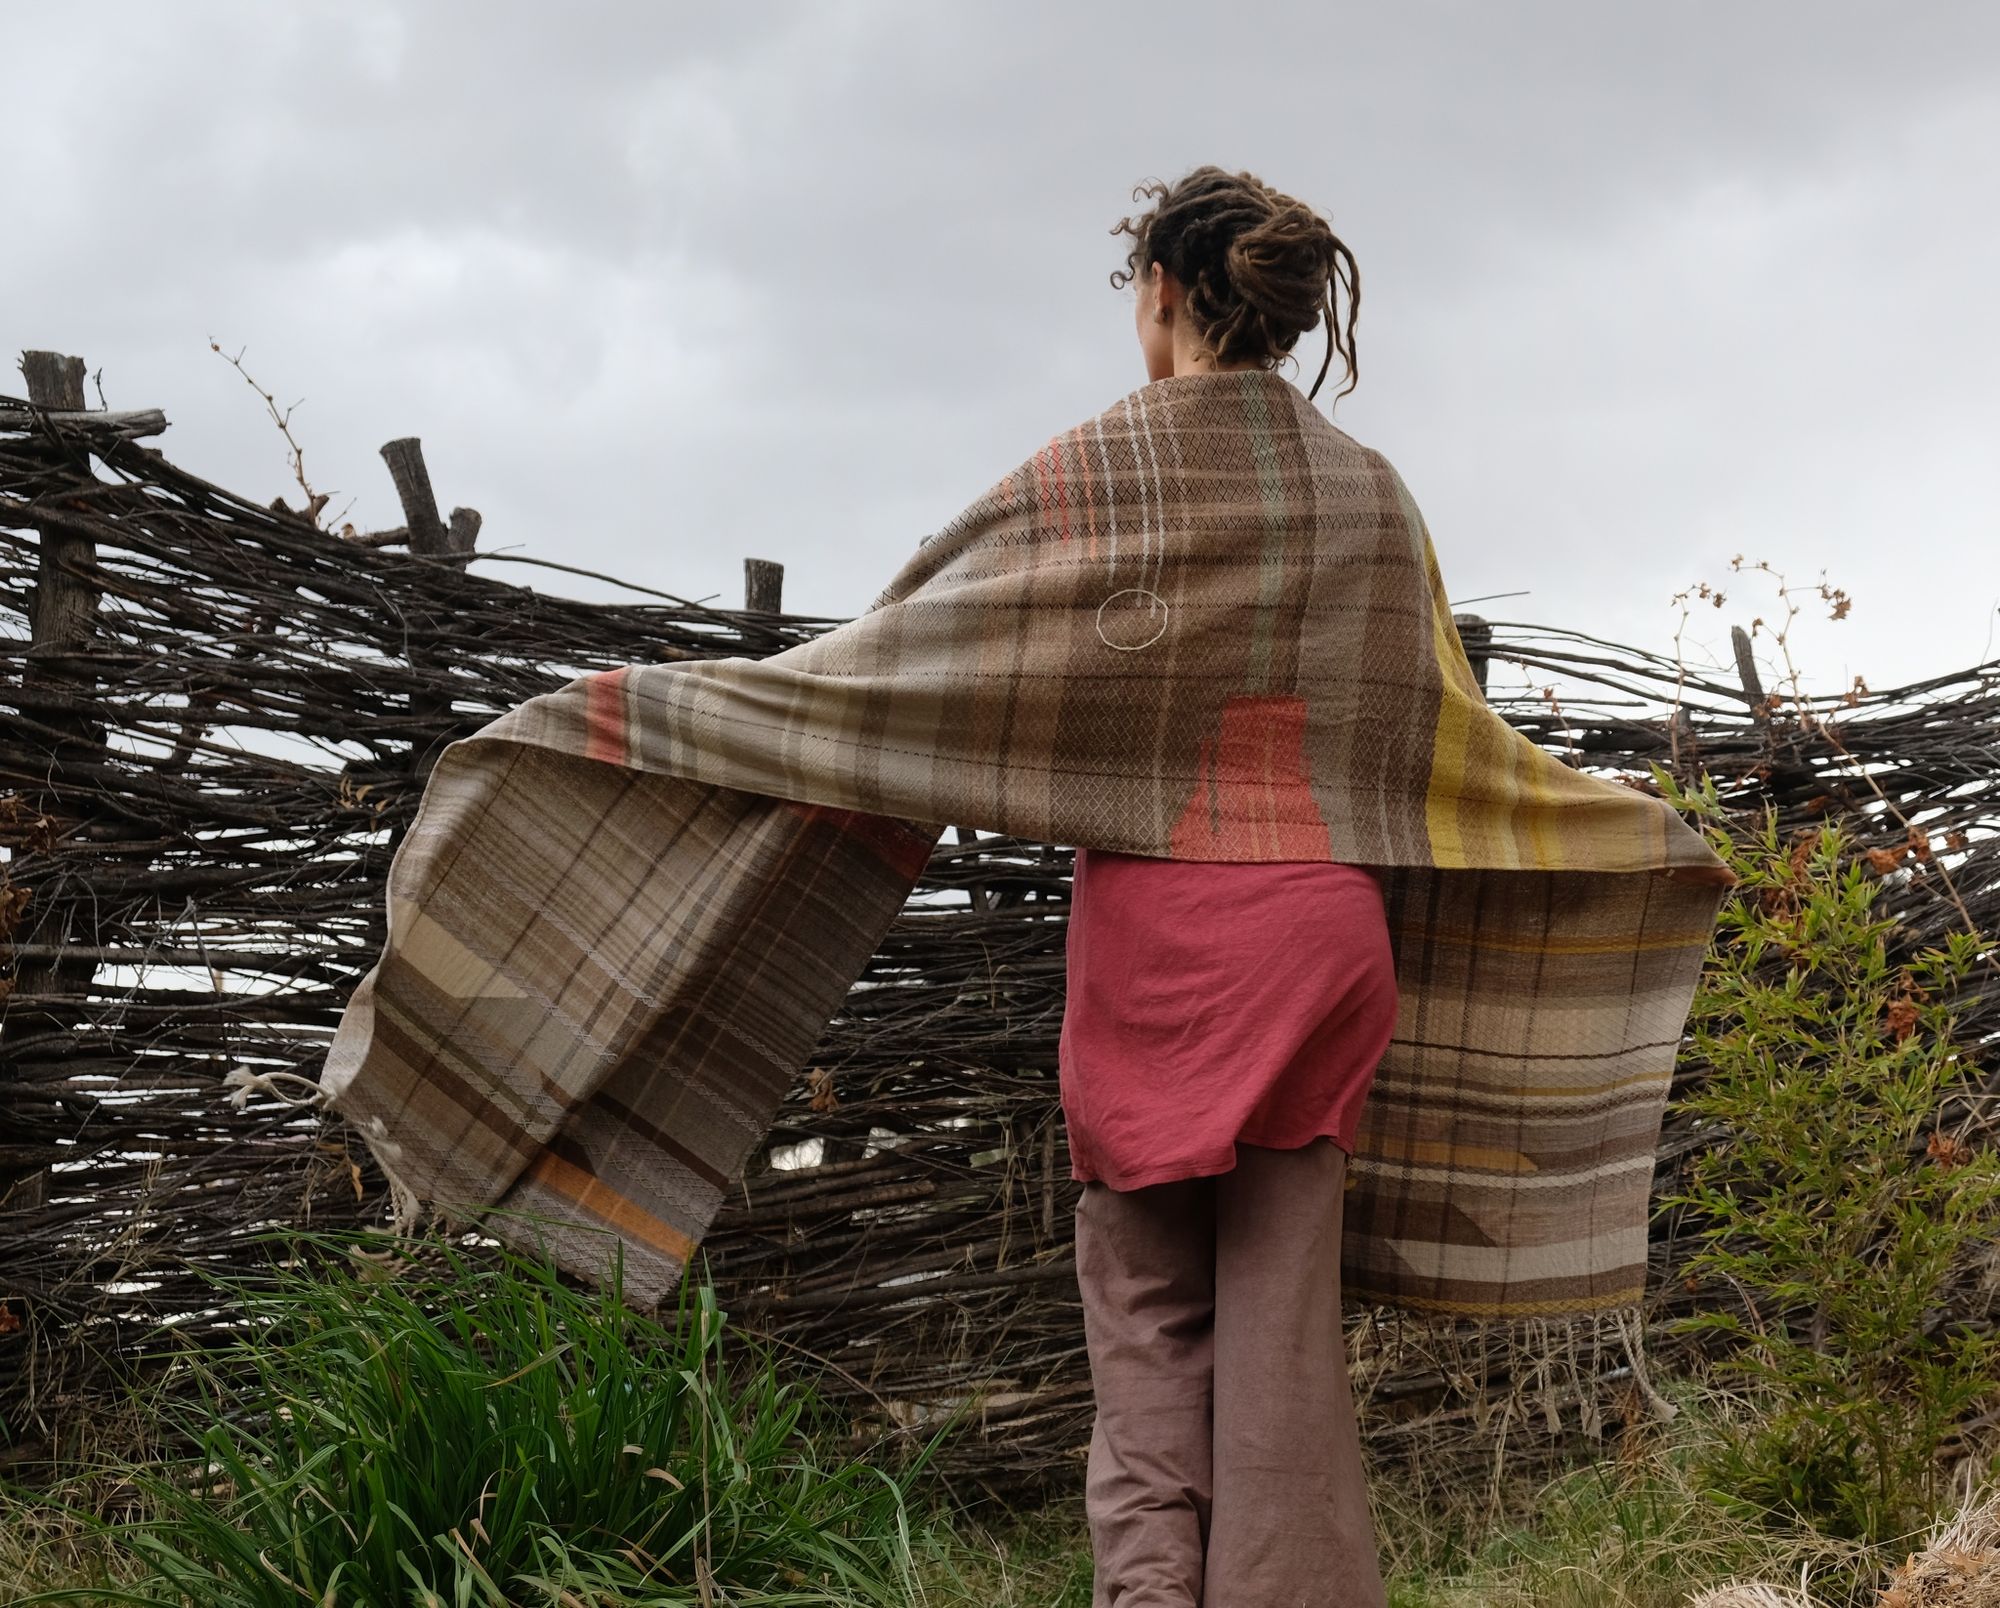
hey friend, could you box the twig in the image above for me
[207,339,333,528]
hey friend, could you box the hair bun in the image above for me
[1224,207,1336,331]
[1107,165,1360,402]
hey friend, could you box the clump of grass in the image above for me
[907,1494,1095,1607]
[2,1468,141,1604]
[1360,1374,1990,1608]
[10,1226,945,1607]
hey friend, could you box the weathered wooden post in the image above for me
[380,437,479,789]
[1731,624,1767,724]
[744,557,784,614]
[19,351,85,411]
[1452,612,1492,695]
[2,352,106,1213]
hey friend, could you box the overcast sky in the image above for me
[11,3,1998,698]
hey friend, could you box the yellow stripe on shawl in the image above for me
[1390,924,1714,957]
[1421,536,1491,868]
[1513,712,1561,872]
[1354,1135,1541,1173]
[1416,527,1606,874]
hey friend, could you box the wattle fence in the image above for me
[4,352,1996,1498]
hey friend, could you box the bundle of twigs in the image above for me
[3,386,1996,1500]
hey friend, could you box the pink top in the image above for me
[1057,848,1398,1190]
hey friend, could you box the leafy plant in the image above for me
[1656,771,2000,1544]
[17,1228,945,1606]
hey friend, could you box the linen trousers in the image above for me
[1075,1136,1386,1608]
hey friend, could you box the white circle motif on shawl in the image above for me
[1095,587,1170,652]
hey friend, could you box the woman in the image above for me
[1059,167,1392,1608]
[322,165,1726,1608]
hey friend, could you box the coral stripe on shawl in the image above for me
[321,367,1730,1319]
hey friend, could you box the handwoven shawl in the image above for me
[321,367,1730,1320]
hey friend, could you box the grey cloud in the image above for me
[8,1,1997,690]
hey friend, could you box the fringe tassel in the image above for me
[223,1067,430,1239]
[1348,1300,1671,1465]
[1614,1303,1680,1422]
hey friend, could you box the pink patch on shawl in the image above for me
[1168,694,1334,860]
[582,666,629,765]
[783,800,935,880]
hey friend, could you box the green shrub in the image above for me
[1658,773,2000,1543]
[17,1228,942,1607]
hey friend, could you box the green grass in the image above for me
[1364,1401,1885,1608]
[902,1378,1903,1608]
[0,1240,1945,1607]
[5,1228,949,1606]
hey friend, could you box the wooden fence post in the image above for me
[20,351,85,412]
[380,437,478,791]
[1731,624,1767,723]
[2,352,106,1214]
[744,558,784,614]
[1452,612,1492,695]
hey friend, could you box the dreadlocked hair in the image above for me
[1108,165,1360,403]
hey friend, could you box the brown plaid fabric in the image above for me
[321,367,1729,1318]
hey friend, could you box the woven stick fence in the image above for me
[3,355,1995,1499]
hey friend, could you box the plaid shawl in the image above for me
[321,367,1729,1319]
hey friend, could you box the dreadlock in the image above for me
[1108,165,1360,404]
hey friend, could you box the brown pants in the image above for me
[1075,1137,1386,1608]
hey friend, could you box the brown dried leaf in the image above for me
[1927,1130,1974,1170]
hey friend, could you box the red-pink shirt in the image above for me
[1058,848,1398,1190]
